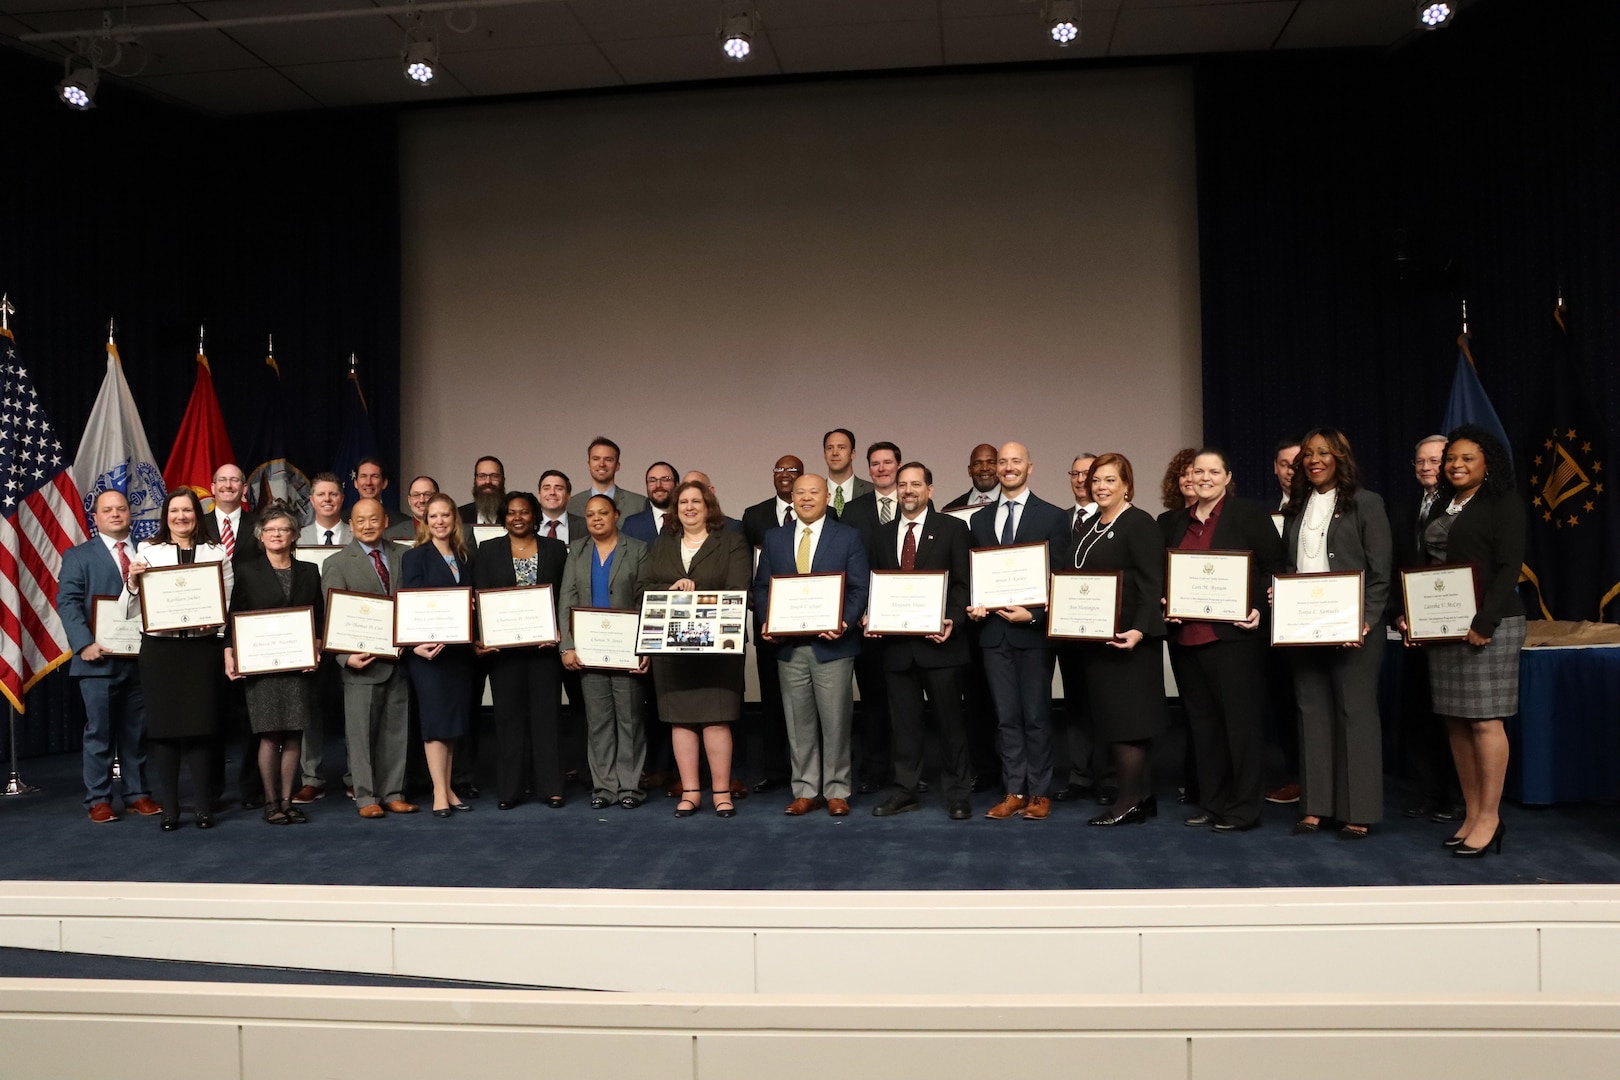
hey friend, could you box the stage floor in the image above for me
[3,750,1618,891]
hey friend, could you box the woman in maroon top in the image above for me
[1158,449,1285,831]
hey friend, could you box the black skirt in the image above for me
[407,645,476,742]
[139,634,223,740]
[1080,636,1170,744]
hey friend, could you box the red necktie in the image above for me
[115,540,131,583]
[901,522,917,571]
[369,548,391,594]
[546,520,559,540]
[219,514,236,557]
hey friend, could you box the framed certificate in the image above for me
[570,608,641,670]
[233,607,318,675]
[866,571,947,636]
[1402,564,1480,642]
[294,545,344,573]
[393,586,474,646]
[1271,572,1364,646]
[636,589,748,655]
[91,595,141,656]
[471,525,506,547]
[1047,571,1122,641]
[942,504,989,524]
[969,542,1050,609]
[476,584,558,648]
[137,562,226,633]
[1165,549,1252,623]
[1269,512,1286,537]
[322,589,400,656]
[765,573,846,636]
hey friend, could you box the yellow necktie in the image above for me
[796,526,812,573]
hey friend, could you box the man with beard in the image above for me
[459,456,507,526]
[568,437,648,517]
[622,461,677,544]
[385,475,438,541]
[945,443,1001,511]
[741,454,805,794]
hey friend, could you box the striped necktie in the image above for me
[219,514,235,557]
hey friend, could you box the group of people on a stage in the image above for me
[57,425,1523,857]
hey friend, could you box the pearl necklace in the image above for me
[1074,505,1126,569]
[1301,490,1334,561]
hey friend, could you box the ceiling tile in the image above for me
[942,12,1112,64]
[596,31,782,84]
[563,0,717,42]
[755,0,939,30]
[444,42,623,95]
[1109,1,1296,56]
[280,55,473,107]
[425,3,595,51]
[1274,0,1414,49]
[198,0,407,66]
[132,65,320,114]
[770,19,942,75]
[940,0,1122,15]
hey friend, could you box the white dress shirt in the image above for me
[828,476,857,509]
[895,508,928,566]
[793,512,829,569]
[773,497,794,528]
[1071,502,1098,530]
[300,520,352,547]
[539,514,571,545]
[213,507,245,546]
[996,491,1028,541]
[874,490,898,525]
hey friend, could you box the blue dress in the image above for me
[400,544,476,742]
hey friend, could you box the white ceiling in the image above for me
[0,0,1478,115]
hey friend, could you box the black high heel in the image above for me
[674,790,701,818]
[712,789,736,818]
[1089,794,1155,826]
[1442,834,1468,848]
[1453,821,1505,858]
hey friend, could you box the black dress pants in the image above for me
[1172,636,1268,828]
[489,649,563,804]
[886,662,971,802]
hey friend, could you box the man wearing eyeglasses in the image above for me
[458,455,507,526]
[622,461,678,544]
[385,474,438,541]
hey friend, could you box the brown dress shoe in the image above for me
[291,785,324,804]
[730,780,749,800]
[358,804,386,818]
[985,793,1029,820]
[827,797,850,816]
[784,796,826,816]
[127,796,163,817]
[1265,782,1301,805]
[1022,796,1051,820]
[87,802,119,823]
[384,800,419,814]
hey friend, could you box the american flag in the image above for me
[0,327,88,712]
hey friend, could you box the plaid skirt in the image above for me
[1428,614,1526,718]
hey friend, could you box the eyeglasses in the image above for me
[474,472,503,481]
[1067,471,1088,479]
[773,467,803,475]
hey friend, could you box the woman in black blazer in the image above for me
[224,505,325,825]
[472,490,569,811]
[1402,424,1524,857]
[1158,449,1284,832]
[401,493,477,818]
[1280,427,1392,839]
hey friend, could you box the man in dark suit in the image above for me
[384,474,438,542]
[207,462,263,807]
[208,463,260,566]
[1053,452,1111,803]
[968,441,1069,821]
[536,470,587,545]
[942,442,1003,791]
[944,443,1001,512]
[822,428,872,517]
[755,473,869,816]
[458,455,506,527]
[352,456,391,510]
[568,436,648,518]
[56,490,162,823]
[1264,435,1304,805]
[740,455,805,795]
[869,463,974,820]
[621,461,677,545]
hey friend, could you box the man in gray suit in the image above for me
[320,497,419,818]
[385,474,437,541]
[299,473,351,548]
[822,428,873,517]
[567,437,648,517]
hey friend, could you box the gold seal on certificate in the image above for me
[393,586,474,646]
[1164,549,1252,622]
[476,584,559,648]
[91,595,141,656]
[1271,572,1364,646]
[1047,571,1122,641]
[866,571,947,635]
[294,545,344,573]
[765,573,846,636]
[969,542,1050,609]
[322,590,400,656]
[233,607,318,675]
[1401,564,1480,642]
[637,590,747,654]
[570,608,641,670]
[137,562,227,633]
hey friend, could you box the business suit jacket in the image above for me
[1157,496,1286,638]
[472,533,568,628]
[458,502,500,527]
[568,488,648,518]
[1420,488,1526,636]
[207,507,262,566]
[300,521,351,547]
[742,496,795,551]
[1065,505,1168,638]
[557,535,648,652]
[944,489,998,512]
[967,492,1070,649]
[1385,489,1436,622]
[870,512,971,669]
[620,506,665,546]
[383,517,422,541]
[1281,487,1393,627]
[227,555,325,643]
[828,477,873,517]
[753,517,870,663]
[320,541,405,683]
[58,537,133,677]
[535,513,588,545]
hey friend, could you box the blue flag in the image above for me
[1441,335,1511,452]
[242,350,312,524]
[330,362,382,512]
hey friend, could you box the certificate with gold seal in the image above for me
[476,584,559,648]
[1271,572,1363,646]
[322,589,400,656]
[92,595,142,656]
[1047,571,1122,641]
[1401,564,1480,642]
[865,571,947,636]
[764,573,846,636]
[393,586,474,646]
[570,608,641,670]
[233,607,319,675]
[1165,549,1252,623]
[969,542,1050,609]
[137,562,227,633]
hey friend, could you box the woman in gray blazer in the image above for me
[1280,427,1393,839]
[560,495,651,809]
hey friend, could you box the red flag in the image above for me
[162,350,236,502]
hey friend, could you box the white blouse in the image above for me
[1294,489,1336,574]
[124,541,235,637]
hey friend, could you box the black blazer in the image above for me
[226,555,325,646]
[1281,487,1393,628]
[636,529,753,599]
[1063,504,1167,638]
[400,542,473,590]
[1157,496,1285,639]
[471,534,568,592]
[967,492,1071,648]
[870,511,972,669]
[1385,489,1437,620]
[207,507,262,567]
[1421,489,1526,636]
[742,496,794,550]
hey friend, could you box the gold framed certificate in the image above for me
[233,606,318,675]
[1165,548,1252,623]
[393,586,474,646]
[294,545,344,573]
[1271,572,1364,646]
[476,584,559,648]
[866,571,947,636]
[471,525,506,547]
[570,608,641,670]
[969,542,1050,609]
[1047,571,1122,641]
[322,589,400,656]
[1402,564,1480,642]
[137,562,226,633]
[764,573,846,636]
[91,595,141,656]
[637,590,748,655]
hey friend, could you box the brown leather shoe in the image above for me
[87,802,119,823]
[291,785,324,804]
[127,796,163,817]
[358,804,386,818]
[1022,796,1051,820]
[784,796,826,816]
[730,780,749,801]
[384,800,419,814]
[1265,782,1302,805]
[985,793,1029,820]
[827,797,850,816]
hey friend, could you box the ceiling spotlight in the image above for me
[1043,0,1080,48]
[1415,1,1454,29]
[718,4,757,63]
[58,64,98,110]
[403,38,437,85]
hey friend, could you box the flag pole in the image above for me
[107,317,117,345]
[1,298,40,797]
[0,294,13,333]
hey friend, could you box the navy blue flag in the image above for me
[1441,334,1511,453]
[331,361,382,512]
[242,349,312,524]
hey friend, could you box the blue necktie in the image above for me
[1000,500,1017,545]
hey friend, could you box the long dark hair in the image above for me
[154,488,206,546]
[1285,426,1363,514]
[1436,424,1516,502]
